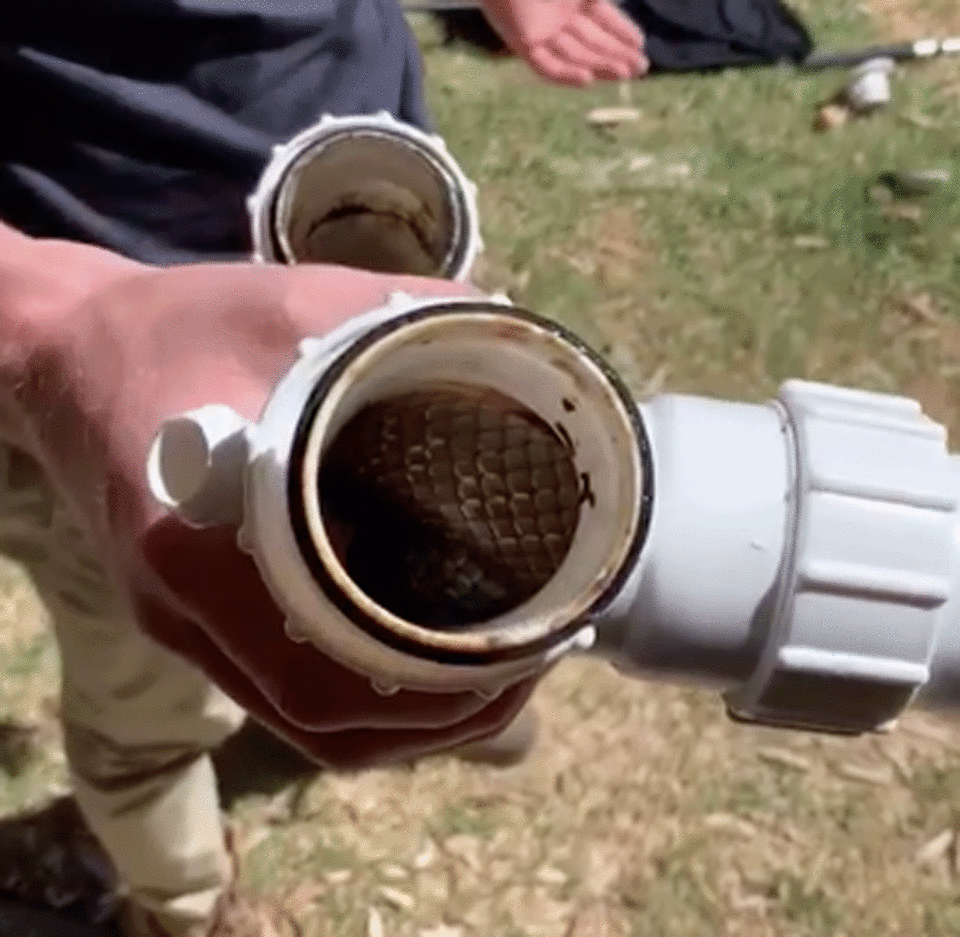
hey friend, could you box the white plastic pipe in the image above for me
[595,393,791,690]
[845,57,895,110]
[248,112,482,281]
[598,381,960,734]
[149,292,645,695]
[147,291,960,734]
[145,404,251,529]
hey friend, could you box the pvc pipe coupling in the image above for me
[148,293,646,695]
[248,112,482,280]
[845,57,895,112]
[147,292,960,733]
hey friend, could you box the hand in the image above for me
[0,233,536,771]
[479,0,647,86]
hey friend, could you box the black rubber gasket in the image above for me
[285,301,655,666]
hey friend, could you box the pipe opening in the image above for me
[294,306,647,660]
[148,418,211,507]
[319,384,582,630]
[273,131,463,276]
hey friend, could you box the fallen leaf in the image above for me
[536,866,569,886]
[627,154,656,171]
[580,846,622,897]
[758,746,812,772]
[875,742,912,783]
[378,886,415,911]
[881,203,924,224]
[662,162,692,178]
[564,902,628,937]
[900,110,941,128]
[835,762,894,785]
[443,835,483,870]
[586,107,642,126]
[419,926,465,937]
[701,812,758,838]
[901,718,959,748]
[916,829,954,867]
[367,907,386,937]
[413,841,437,870]
[731,894,770,913]
[792,235,831,250]
[897,293,941,325]
[641,363,670,397]
[285,881,327,912]
[237,825,271,856]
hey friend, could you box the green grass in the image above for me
[419,7,960,417]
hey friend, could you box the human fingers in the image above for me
[306,677,535,770]
[526,43,595,86]
[567,10,648,76]
[548,29,634,80]
[134,586,535,772]
[586,0,646,51]
[279,263,484,339]
[262,677,537,771]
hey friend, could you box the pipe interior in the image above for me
[300,311,644,652]
[320,384,581,630]
[275,133,460,276]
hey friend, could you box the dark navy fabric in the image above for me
[625,0,813,72]
[0,0,432,263]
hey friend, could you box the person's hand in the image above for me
[479,0,647,85]
[0,229,536,771]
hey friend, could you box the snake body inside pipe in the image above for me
[320,383,584,629]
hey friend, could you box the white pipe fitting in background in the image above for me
[248,112,482,281]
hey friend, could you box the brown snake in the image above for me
[319,384,583,629]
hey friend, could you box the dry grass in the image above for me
[863,0,960,38]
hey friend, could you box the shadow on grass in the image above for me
[0,720,43,777]
[0,721,322,937]
[213,718,322,810]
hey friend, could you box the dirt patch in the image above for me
[860,0,960,38]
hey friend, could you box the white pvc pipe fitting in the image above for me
[146,295,960,732]
[846,57,895,112]
[148,292,648,696]
[146,404,251,529]
[597,381,960,734]
[248,112,482,281]
[596,393,791,690]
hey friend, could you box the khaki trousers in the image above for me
[0,444,245,937]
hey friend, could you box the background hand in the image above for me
[479,0,648,85]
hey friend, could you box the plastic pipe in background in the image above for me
[247,111,482,281]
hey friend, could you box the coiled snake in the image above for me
[320,384,583,629]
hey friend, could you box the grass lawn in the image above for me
[4,1,960,934]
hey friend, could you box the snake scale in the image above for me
[319,384,583,629]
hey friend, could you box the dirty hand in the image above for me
[479,0,647,85]
[0,225,537,771]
